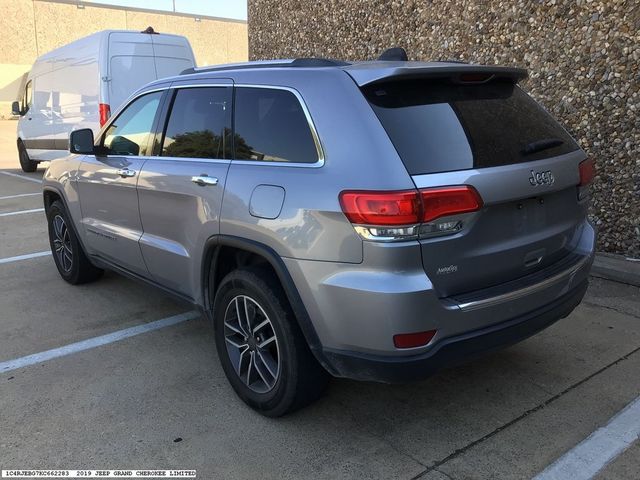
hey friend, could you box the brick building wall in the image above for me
[248,0,639,256]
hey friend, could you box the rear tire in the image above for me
[46,200,103,284]
[18,142,38,173]
[213,267,329,416]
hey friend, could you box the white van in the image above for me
[12,28,196,172]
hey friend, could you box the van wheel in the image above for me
[18,142,38,173]
[46,200,103,284]
[213,267,329,417]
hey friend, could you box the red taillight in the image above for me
[420,186,483,222]
[339,190,422,226]
[579,159,595,186]
[393,330,437,349]
[339,186,483,226]
[99,103,111,127]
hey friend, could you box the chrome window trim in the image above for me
[106,83,325,168]
[156,156,231,165]
[233,83,325,169]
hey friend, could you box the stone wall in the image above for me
[248,0,639,256]
[0,0,248,114]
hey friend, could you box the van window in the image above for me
[162,87,232,159]
[364,80,579,175]
[234,87,318,164]
[102,91,163,156]
[23,80,32,113]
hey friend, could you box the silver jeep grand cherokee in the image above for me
[43,52,595,416]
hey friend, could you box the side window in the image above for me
[102,91,163,156]
[23,80,32,113]
[234,87,319,164]
[162,87,232,159]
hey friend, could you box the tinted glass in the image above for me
[103,91,162,156]
[364,80,579,175]
[162,87,232,159]
[234,87,318,163]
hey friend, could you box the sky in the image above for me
[85,0,247,21]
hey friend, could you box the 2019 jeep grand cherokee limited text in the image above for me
[43,56,595,416]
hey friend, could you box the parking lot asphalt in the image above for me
[0,120,639,479]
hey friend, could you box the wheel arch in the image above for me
[201,235,336,374]
[43,186,91,257]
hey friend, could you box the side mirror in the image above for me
[69,129,95,154]
[11,101,21,116]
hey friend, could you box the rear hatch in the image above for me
[361,71,588,298]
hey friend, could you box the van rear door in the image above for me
[149,34,196,79]
[107,32,158,111]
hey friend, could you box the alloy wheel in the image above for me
[52,214,73,273]
[223,295,280,393]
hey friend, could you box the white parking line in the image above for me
[0,171,43,184]
[0,251,51,264]
[0,311,201,374]
[534,396,640,480]
[0,192,40,200]
[0,207,45,217]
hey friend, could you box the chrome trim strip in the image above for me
[451,254,592,312]
[156,156,231,164]
[106,84,325,169]
[233,84,325,169]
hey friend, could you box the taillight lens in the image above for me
[579,159,595,186]
[339,186,483,227]
[420,186,483,223]
[340,186,482,242]
[339,190,422,226]
[99,103,111,127]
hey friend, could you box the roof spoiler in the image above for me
[348,64,528,87]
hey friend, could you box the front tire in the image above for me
[18,142,38,173]
[46,200,103,284]
[213,267,329,416]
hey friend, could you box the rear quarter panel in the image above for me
[219,69,416,263]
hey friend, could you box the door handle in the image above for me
[191,175,219,186]
[116,168,136,178]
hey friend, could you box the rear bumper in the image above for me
[322,279,588,383]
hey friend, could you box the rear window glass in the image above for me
[364,80,579,175]
[234,87,319,164]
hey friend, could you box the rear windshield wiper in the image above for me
[522,138,564,155]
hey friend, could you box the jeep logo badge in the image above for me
[529,170,555,186]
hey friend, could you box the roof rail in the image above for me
[180,57,350,76]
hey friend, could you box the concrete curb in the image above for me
[591,253,640,287]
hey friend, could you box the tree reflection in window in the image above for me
[162,87,233,159]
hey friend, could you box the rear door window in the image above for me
[233,87,319,164]
[364,80,579,175]
[161,87,232,159]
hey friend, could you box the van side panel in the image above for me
[53,57,100,150]
[19,31,102,161]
